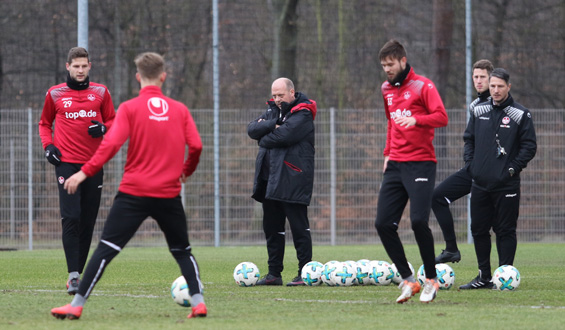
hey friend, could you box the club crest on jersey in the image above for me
[502,116,510,125]
[58,176,65,184]
[87,94,96,102]
[403,91,411,100]
[147,97,169,122]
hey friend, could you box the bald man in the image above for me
[248,78,317,286]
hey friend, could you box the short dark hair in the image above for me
[490,68,510,84]
[379,39,407,62]
[67,47,89,64]
[134,52,165,80]
[473,59,494,74]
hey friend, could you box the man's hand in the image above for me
[45,144,62,166]
[394,116,417,128]
[64,170,87,194]
[88,120,107,138]
[383,156,390,173]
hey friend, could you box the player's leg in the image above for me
[460,187,494,289]
[56,163,83,293]
[375,161,411,278]
[492,188,520,266]
[51,192,148,319]
[403,161,437,280]
[78,168,103,274]
[259,199,286,283]
[152,196,206,318]
[283,202,312,285]
[431,167,471,262]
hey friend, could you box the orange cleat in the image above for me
[187,302,207,319]
[51,304,83,320]
[396,280,421,304]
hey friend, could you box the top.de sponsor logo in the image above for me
[65,109,97,120]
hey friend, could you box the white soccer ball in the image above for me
[416,263,455,290]
[301,261,324,286]
[368,260,394,286]
[492,265,521,291]
[390,262,414,284]
[321,260,340,286]
[171,276,191,307]
[233,262,260,287]
[331,261,357,287]
[354,260,372,285]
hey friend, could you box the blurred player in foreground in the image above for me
[51,52,206,320]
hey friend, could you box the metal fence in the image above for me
[1,107,563,250]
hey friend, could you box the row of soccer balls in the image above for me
[233,260,521,291]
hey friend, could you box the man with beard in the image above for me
[374,40,448,303]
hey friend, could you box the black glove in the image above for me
[88,120,106,138]
[45,144,62,166]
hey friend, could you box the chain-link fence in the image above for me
[1,107,563,250]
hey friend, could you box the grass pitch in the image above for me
[1,243,564,329]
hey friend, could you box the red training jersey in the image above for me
[381,68,448,162]
[81,85,203,198]
[39,82,116,163]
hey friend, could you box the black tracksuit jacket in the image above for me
[463,93,537,192]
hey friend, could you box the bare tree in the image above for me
[270,0,299,82]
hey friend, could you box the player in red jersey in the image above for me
[51,52,206,320]
[374,40,448,303]
[38,47,115,295]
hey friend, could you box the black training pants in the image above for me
[262,199,312,277]
[375,161,436,279]
[470,186,520,277]
[431,167,472,243]
[56,162,103,274]
[77,192,203,299]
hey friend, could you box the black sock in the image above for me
[446,239,458,252]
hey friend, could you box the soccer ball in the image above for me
[354,260,372,285]
[301,261,324,286]
[492,265,521,291]
[331,261,357,286]
[171,276,191,307]
[390,262,414,284]
[321,260,340,286]
[416,263,455,290]
[233,261,260,287]
[368,260,394,286]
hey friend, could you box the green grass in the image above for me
[1,243,565,329]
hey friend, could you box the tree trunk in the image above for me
[432,0,454,160]
[271,0,299,83]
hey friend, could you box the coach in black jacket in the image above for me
[248,77,317,287]
[460,68,537,290]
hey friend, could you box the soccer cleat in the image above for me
[396,280,421,304]
[187,303,207,319]
[66,278,80,295]
[286,275,305,287]
[255,274,283,286]
[420,278,440,303]
[459,275,494,290]
[435,249,461,264]
[51,304,83,320]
